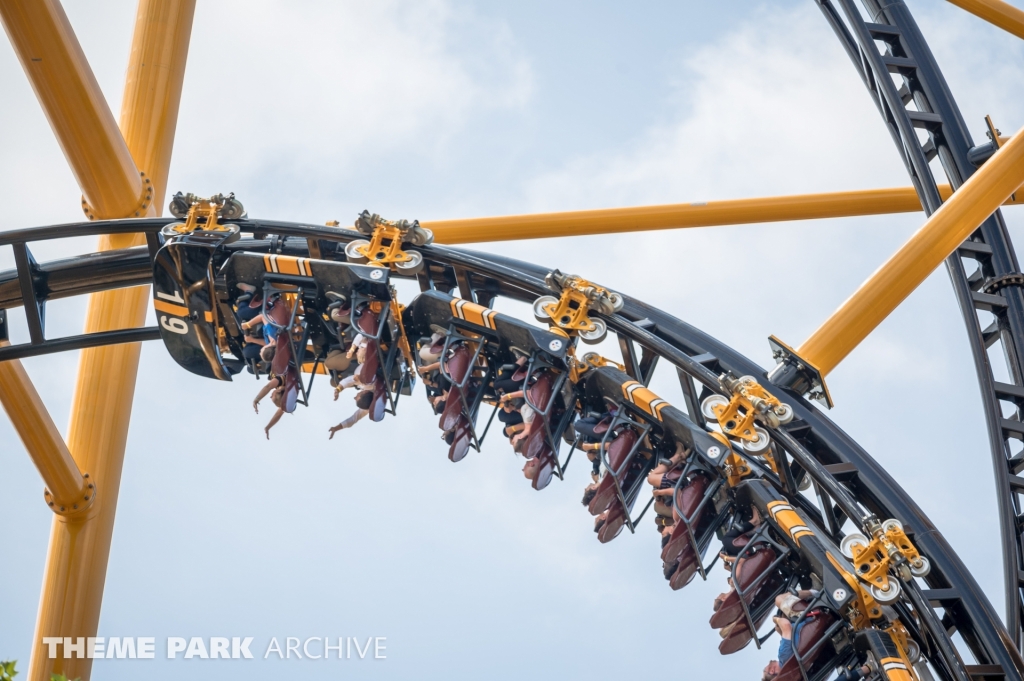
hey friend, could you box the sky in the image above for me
[2,1,1024,679]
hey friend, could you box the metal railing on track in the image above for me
[816,0,1024,649]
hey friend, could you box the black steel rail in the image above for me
[0,218,165,358]
[815,0,1024,650]
[446,248,1024,681]
[0,218,1022,679]
[0,323,159,362]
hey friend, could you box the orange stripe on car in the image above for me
[263,255,312,276]
[766,501,814,545]
[279,257,299,275]
[154,299,189,317]
[880,658,912,681]
[450,298,498,329]
[621,381,670,421]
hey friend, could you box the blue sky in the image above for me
[2,1,1024,679]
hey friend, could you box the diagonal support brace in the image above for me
[0,340,94,516]
[771,124,1024,400]
[947,0,1024,41]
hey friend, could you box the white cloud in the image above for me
[518,6,906,213]
[174,0,532,189]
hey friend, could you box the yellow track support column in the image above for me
[793,125,1024,379]
[114,0,194,232]
[0,0,149,536]
[421,184,1021,245]
[0,343,93,514]
[0,0,146,217]
[0,1,196,680]
[947,0,1024,41]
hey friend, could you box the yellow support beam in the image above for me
[0,0,148,219]
[794,124,1024,379]
[6,2,196,680]
[421,184,1021,245]
[0,342,92,513]
[112,0,193,244]
[947,0,1024,41]
[0,0,160,538]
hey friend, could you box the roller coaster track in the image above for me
[816,0,1024,649]
[3,2,1024,680]
[1,215,1023,681]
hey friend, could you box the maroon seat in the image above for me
[358,339,379,384]
[266,296,292,327]
[773,614,836,681]
[661,474,710,563]
[439,345,471,432]
[270,332,291,376]
[667,548,699,590]
[718,607,773,655]
[354,308,380,384]
[532,452,556,490]
[709,546,777,628]
[665,515,702,589]
[598,502,628,543]
[449,420,473,462]
[524,372,554,460]
[606,426,635,470]
[439,395,463,434]
[524,423,546,460]
[356,307,378,335]
[587,428,639,515]
[519,449,556,491]
[587,476,616,516]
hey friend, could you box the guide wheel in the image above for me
[395,250,425,275]
[578,318,607,344]
[345,239,371,264]
[840,532,869,559]
[532,295,558,323]
[701,394,729,421]
[741,426,771,454]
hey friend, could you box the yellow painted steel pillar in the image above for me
[0,0,151,539]
[108,0,194,246]
[793,124,1024,379]
[0,343,93,514]
[0,0,147,218]
[0,1,196,679]
[947,0,1024,41]
[421,183,1021,245]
